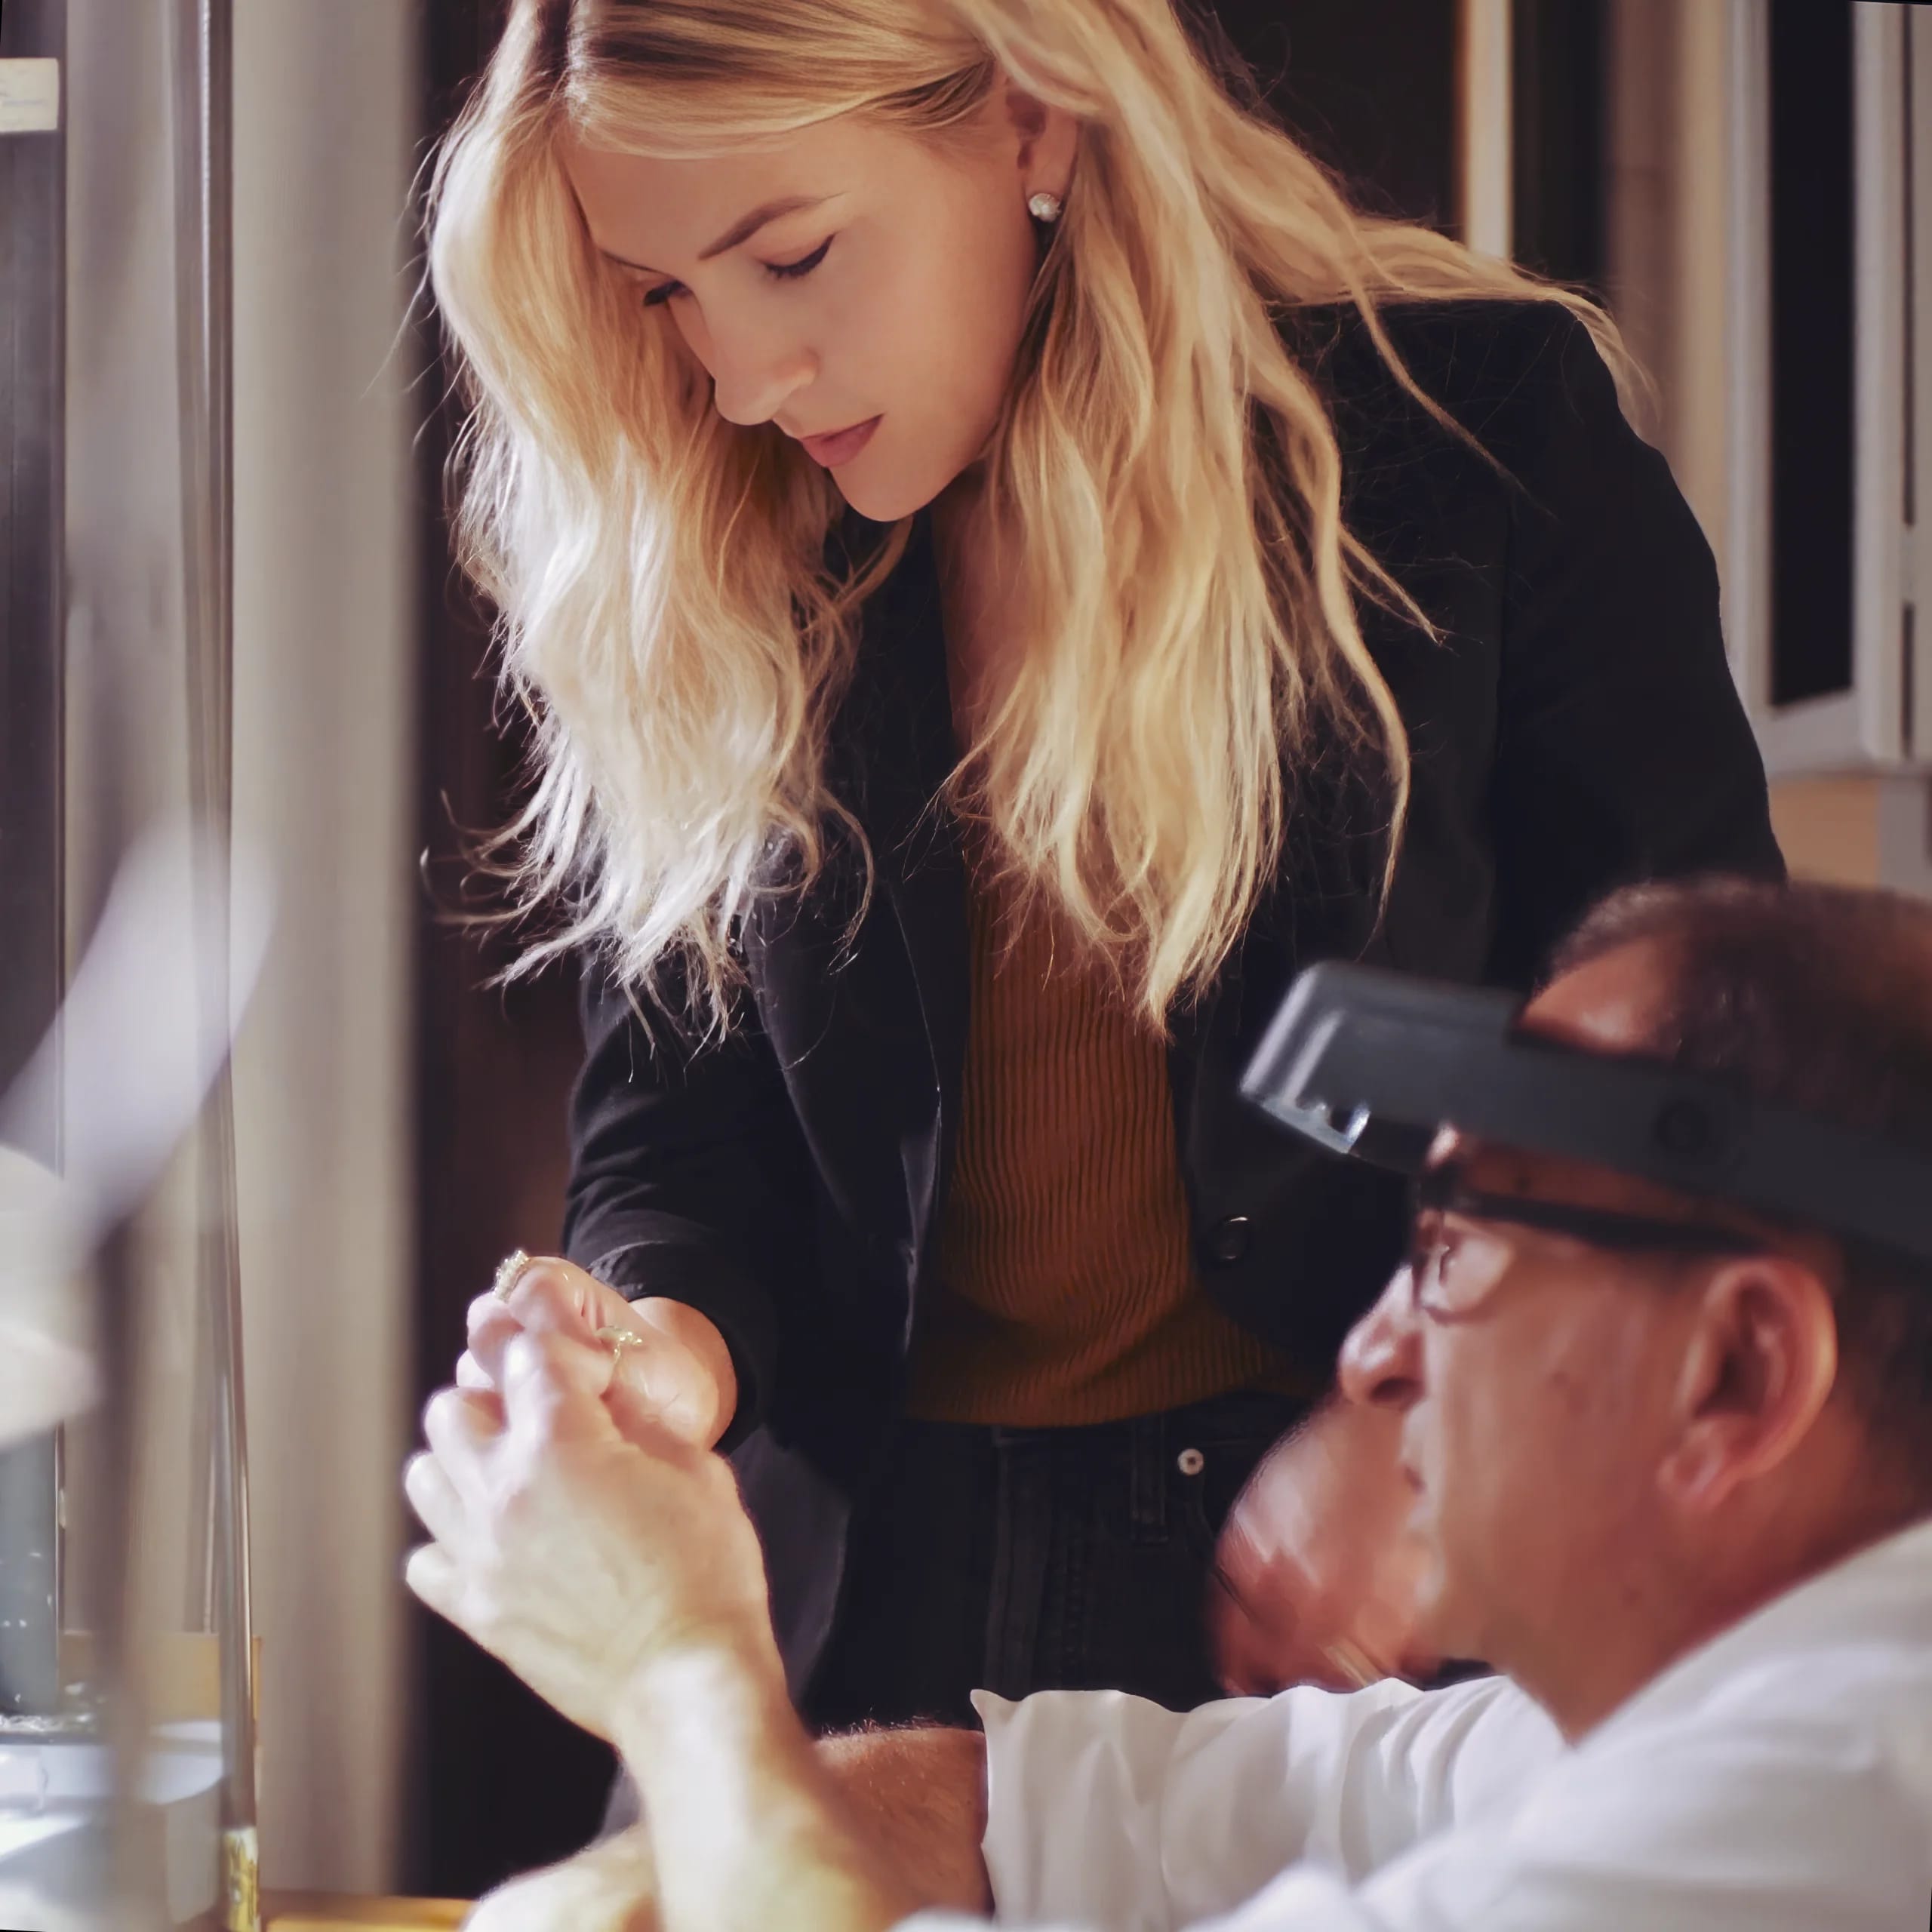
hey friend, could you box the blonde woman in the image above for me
[433,0,1781,1775]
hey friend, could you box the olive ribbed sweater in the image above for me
[903,854,1303,1427]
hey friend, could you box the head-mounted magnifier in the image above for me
[1240,961,1932,1270]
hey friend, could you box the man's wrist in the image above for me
[611,1628,793,1776]
[611,1630,922,1932]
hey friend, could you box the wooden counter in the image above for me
[265,1894,471,1931]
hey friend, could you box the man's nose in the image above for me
[1337,1269,1424,1411]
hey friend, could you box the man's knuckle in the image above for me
[497,1474,543,1527]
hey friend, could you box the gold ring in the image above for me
[492,1249,534,1302]
[595,1325,645,1360]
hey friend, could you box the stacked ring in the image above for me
[491,1249,534,1302]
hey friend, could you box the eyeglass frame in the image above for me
[1402,1162,1767,1322]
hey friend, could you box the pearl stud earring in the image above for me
[1027,191,1063,223]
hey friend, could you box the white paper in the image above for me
[0,59,60,135]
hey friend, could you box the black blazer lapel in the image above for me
[829,512,970,1309]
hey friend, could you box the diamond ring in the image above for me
[491,1249,534,1302]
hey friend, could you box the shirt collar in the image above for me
[1586,1512,1932,1746]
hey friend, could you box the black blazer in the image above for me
[561,301,1784,1688]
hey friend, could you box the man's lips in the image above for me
[796,415,881,467]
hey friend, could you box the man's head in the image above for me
[1337,878,1932,1737]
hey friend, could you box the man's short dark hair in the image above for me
[1550,876,1932,1481]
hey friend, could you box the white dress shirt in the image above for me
[900,1516,1932,1932]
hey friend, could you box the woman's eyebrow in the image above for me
[697,194,832,260]
[597,194,835,278]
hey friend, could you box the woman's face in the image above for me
[561,88,1072,521]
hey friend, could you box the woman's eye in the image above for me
[764,237,832,282]
[639,235,832,309]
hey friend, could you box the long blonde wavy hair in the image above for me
[429,0,1620,1034]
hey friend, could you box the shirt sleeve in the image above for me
[969,1678,1560,1932]
[563,958,817,1447]
[899,1684,1923,1932]
[1198,1672,1927,1932]
[1349,1687,1932,1932]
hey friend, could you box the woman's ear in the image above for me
[1002,75,1078,204]
[1660,1257,1839,1512]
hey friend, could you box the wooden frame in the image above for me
[1727,0,1927,774]
[1457,0,1515,257]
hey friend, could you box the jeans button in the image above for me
[1177,1446,1205,1477]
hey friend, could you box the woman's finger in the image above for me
[501,1260,607,1346]
[403,1449,471,1553]
[466,1261,605,1375]
[600,1300,732,1447]
[502,1330,626,1447]
[602,1331,719,1447]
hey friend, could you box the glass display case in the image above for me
[0,1,257,1924]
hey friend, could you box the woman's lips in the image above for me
[798,416,881,467]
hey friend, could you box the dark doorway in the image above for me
[1210,0,1459,226]
[402,0,617,1899]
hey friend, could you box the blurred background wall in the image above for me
[15,0,420,1897]
[31,0,1915,1901]
[227,0,420,1894]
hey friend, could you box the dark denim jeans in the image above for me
[804,1389,1313,1730]
[603,1387,1312,1834]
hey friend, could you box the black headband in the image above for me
[1240,961,1932,1269]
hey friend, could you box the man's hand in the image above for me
[457,1730,989,1932]
[460,1258,737,1450]
[408,1337,971,1932]
[405,1328,775,1740]
[465,1824,659,1932]
[1210,1399,1439,1695]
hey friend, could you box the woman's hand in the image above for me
[405,1327,778,1740]
[460,1257,737,1451]
[1208,1399,1438,1696]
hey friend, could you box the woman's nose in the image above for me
[1337,1269,1424,1411]
[703,328,816,431]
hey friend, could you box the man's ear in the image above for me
[1660,1258,1839,1511]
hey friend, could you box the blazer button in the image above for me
[1204,1216,1251,1266]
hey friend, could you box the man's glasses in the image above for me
[1404,1164,1764,1321]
